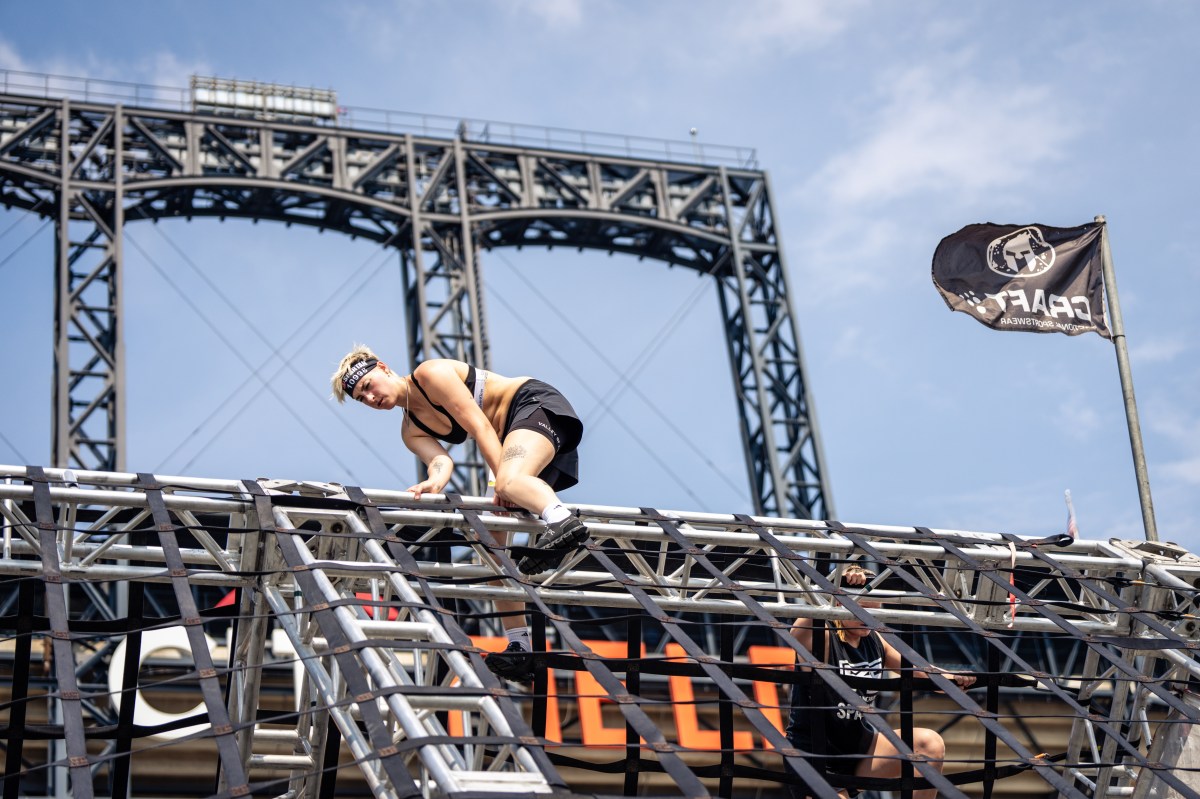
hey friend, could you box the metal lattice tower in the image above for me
[0,70,830,519]
[1,465,1199,798]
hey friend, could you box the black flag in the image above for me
[932,222,1110,338]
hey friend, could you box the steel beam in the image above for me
[0,84,830,518]
[1,466,1199,798]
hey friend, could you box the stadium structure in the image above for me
[1,70,1199,799]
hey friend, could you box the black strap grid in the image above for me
[243,481,425,799]
[137,474,253,796]
[250,495,1135,798]
[447,500,718,798]
[27,467,95,798]
[7,473,1200,798]
[345,484,568,791]
[832,523,1200,799]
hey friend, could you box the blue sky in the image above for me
[1,1,1197,552]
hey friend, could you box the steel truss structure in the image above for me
[1,464,1199,799]
[0,73,829,518]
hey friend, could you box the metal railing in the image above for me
[0,68,758,168]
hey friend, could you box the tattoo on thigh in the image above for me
[502,444,527,463]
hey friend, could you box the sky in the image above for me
[1,1,1198,554]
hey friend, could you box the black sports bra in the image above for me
[406,365,480,445]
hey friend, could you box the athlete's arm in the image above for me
[402,414,454,497]
[881,637,976,689]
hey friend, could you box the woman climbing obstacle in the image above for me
[331,345,589,679]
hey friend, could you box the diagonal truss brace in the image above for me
[2,465,1199,799]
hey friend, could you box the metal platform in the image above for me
[2,464,1199,798]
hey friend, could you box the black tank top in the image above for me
[786,625,884,744]
[406,365,478,445]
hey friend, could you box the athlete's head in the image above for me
[331,344,380,404]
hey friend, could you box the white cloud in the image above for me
[0,38,29,71]
[505,0,585,29]
[1144,395,1200,442]
[806,64,1080,209]
[794,216,902,299]
[1161,456,1200,486]
[730,0,868,53]
[1055,398,1103,441]
[1129,335,1187,364]
[0,38,209,96]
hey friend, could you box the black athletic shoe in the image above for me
[485,642,535,682]
[517,516,589,574]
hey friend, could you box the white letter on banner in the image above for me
[1031,289,1049,315]
[1049,294,1073,319]
[1072,296,1093,322]
[1007,290,1030,313]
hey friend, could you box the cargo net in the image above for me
[1,466,1199,799]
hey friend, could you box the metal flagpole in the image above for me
[1095,215,1158,542]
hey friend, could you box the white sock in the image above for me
[540,503,571,525]
[506,626,531,652]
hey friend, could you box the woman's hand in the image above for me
[843,565,868,586]
[407,455,453,498]
[928,667,977,689]
[407,476,447,499]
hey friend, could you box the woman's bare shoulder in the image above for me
[413,359,466,381]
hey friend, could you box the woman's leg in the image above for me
[482,430,563,679]
[493,428,588,574]
[491,429,558,514]
[854,728,946,799]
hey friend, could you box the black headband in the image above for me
[342,358,378,397]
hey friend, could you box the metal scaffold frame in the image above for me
[1,465,1199,799]
[0,71,828,519]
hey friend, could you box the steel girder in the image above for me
[1,465,1199,799]
[0,91,831,519]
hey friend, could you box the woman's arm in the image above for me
[401,414,454,497]
[881,638,976,688]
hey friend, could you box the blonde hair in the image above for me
[330,343,380,403]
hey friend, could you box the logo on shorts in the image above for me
[537,421,560,446]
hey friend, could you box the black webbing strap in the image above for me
[531,611,550,741]
[718,621,735,799]
[138,474,251,796]
[109,575,146,799]
[982,640,1000,799]
[899,625,915,799]
[350,485,564,786]
[2,578,34,799]
[624,613,642,797]
[451,505,710,797]
[317,721,341,799]
[807,618,828,765]
[244,482,422,798]
[28,466,93,798]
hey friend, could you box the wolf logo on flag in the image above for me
[932,221,1111,338]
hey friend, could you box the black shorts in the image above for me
[787,705,874,797]
[502,379,583,491]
